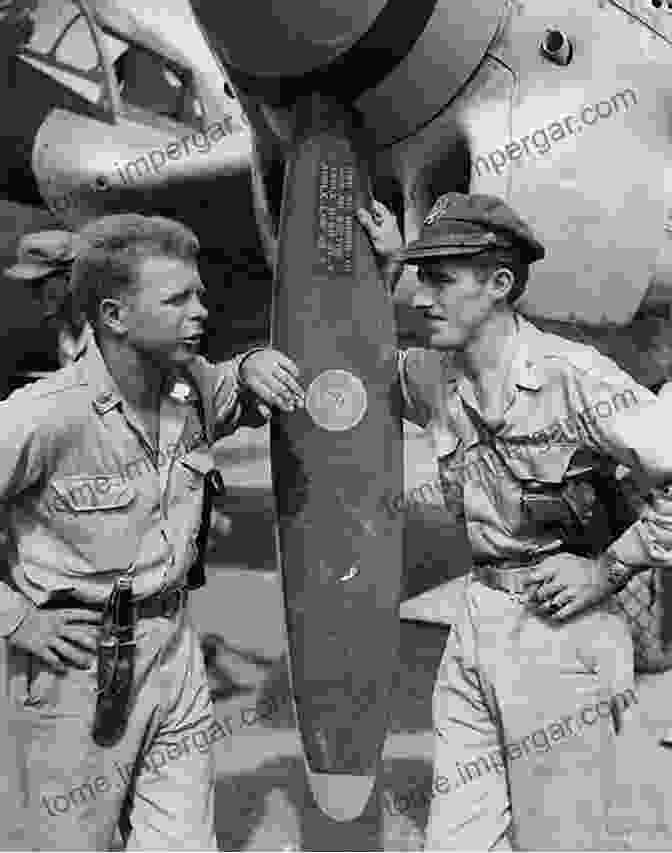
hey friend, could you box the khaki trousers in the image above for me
[3,606,217,850]
[425,577,636,851]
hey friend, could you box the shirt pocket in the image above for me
[505,443,601,541]
[178,448,216,482]
[47,476,138,572]
[498,439,580,485]
[179,449,216,490]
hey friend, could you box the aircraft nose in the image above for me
[193,1,387,78]
[195,0,507,148]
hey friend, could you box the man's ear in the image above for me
[489,267,515,303]
[99,297,128,336]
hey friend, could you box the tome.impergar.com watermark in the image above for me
[43,428,207,515]
[385,687,639,817]
[381,386,640,521]
[40,685,290,817]
[50,118,236,216]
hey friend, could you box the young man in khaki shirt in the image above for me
[0,213,304,849]
[359,193,672,849]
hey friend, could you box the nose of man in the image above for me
[410,282,435,310]
[190,295,208,322]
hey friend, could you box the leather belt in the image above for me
[132,586,189,620]
[473,548,564,596]
[43,585,189,620]
[473,563,537,596]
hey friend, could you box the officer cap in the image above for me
[4,230,83,281]
[400,192,545,265]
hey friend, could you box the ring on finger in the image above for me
[542,581,567,602]
[529,580,549,601]
[549,590,573,610]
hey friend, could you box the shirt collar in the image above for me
[77,332,200,416]
[76,333,124,415]
[70,322,93,362]
[445,312,545,400]
[510,314,544,391]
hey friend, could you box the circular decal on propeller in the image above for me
[305,370,368,432]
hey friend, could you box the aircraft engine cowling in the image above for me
[192,0,505,150]
[194,0,672,377]
[196,0,507,305]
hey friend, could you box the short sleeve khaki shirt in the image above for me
[398,314,672,569]
[0,335,261,634]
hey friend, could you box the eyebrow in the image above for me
[419,270,456,282]
[161,280,206,302]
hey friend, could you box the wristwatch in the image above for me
[598,551,633,590]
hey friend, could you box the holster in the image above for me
[186,379,226,591]
[187,468,225,590]
[91,577,136,747]
[519,452,638,558]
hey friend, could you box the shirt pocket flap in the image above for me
[179,448,216,477]
[505,443,582,484]
[50,476,135,512]
[432,427,461,460]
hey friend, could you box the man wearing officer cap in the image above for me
[4,230,91,368]
[359,193,672,849]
